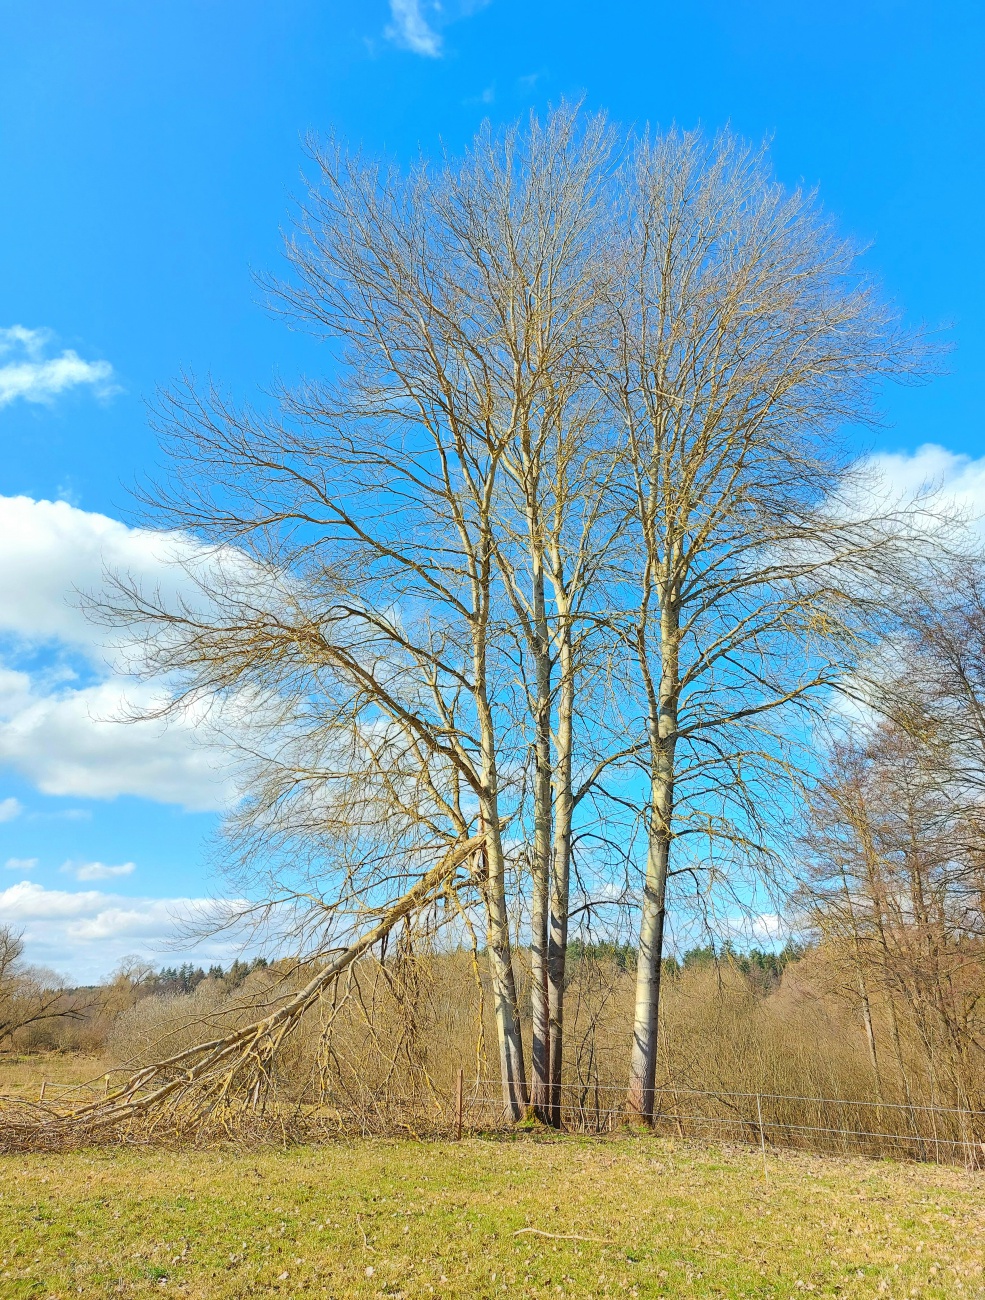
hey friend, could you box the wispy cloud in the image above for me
[386,0,442,57]
[63,860,136,882]
[862,443,985,529]
[4,857,37,872]
[0,796,22,823]
[0,326,116,408]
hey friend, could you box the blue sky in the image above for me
[1,0,983,980]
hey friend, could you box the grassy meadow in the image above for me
[0,1054,114,1103]
[0,1135,982,1299]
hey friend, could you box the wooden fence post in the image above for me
[756,1093,769,1183]
[455,1068,464,1141]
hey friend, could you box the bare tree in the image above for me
[800,722,985,1119]
[881,555,985,790]
[489,357,627,1121]
[96,107,620,1122]
[603,128,935,1122]
[0,927,88,1047]
[90,112,947,1135]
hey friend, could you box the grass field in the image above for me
[0,1054,113,1102]
[0,1134,982,1299]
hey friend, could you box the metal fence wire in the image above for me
[453,1080,985,1169]
[298,1078,981,1168]
[30,1072,985,1168]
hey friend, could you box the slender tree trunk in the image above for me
[858,969,882,1093]
[482,807,528,1119]
[842,873,883,1096]
[627,561,679,1124]
[626,797,671,1122]
[475,599,528,1120]
[546,626,574,1126]
[528,557,553,1119]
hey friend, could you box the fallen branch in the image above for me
[0,835,482,1151]
[513,1228,613,1244]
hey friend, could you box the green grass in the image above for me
[0,1135,982,1298]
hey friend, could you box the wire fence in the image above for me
[452,1079,985,1169]
[295,1078,985,1169]
[29,1071,985,1168]
[36,1078,110,1103]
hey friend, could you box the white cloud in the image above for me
[0,675,234,810]
[860,443,985,533]
[0,326,115,407]
[63,860,136,882]
[0,795,22,822]
[750,912,785,943]
[0,880,243,982]
[4,857,37,871]
[0,495,195,648]
[385,0,443,56]
[0,495,235,812]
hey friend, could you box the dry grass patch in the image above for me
[0,1054,111,1101]
[0,1135,982,1298]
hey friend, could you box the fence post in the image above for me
[961,1108,972,1172]
[455,1068,463,1141]
[929,1101,941,1165]
[38,1079,46,1103]
[756,1093,769,1183]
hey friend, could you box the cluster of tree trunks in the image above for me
[87,107,953,1126]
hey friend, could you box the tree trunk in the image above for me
[482,811,529,1119]
[626,809,671,1122]
[528,561,553,1120]
[476,612,529,1120]
[859,973,881,1088]
[546,628,574,1126]
[627,597,678,1125]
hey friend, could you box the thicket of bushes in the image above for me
[7,922,982,1158]
[2,938,945,1112]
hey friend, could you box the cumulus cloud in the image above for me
[0,674,234,810]
[0,495,196,648]
[0,326,115,407]
[0,880,243,982]
[63,860,136,882]
[0,495,235,812]
[385,0,443,56]
[4,857,37,871]
[0,795,22,822]
[750,912,785,943]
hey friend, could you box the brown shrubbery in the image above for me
[30,938,974,1146]
[4,925,984,1165]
